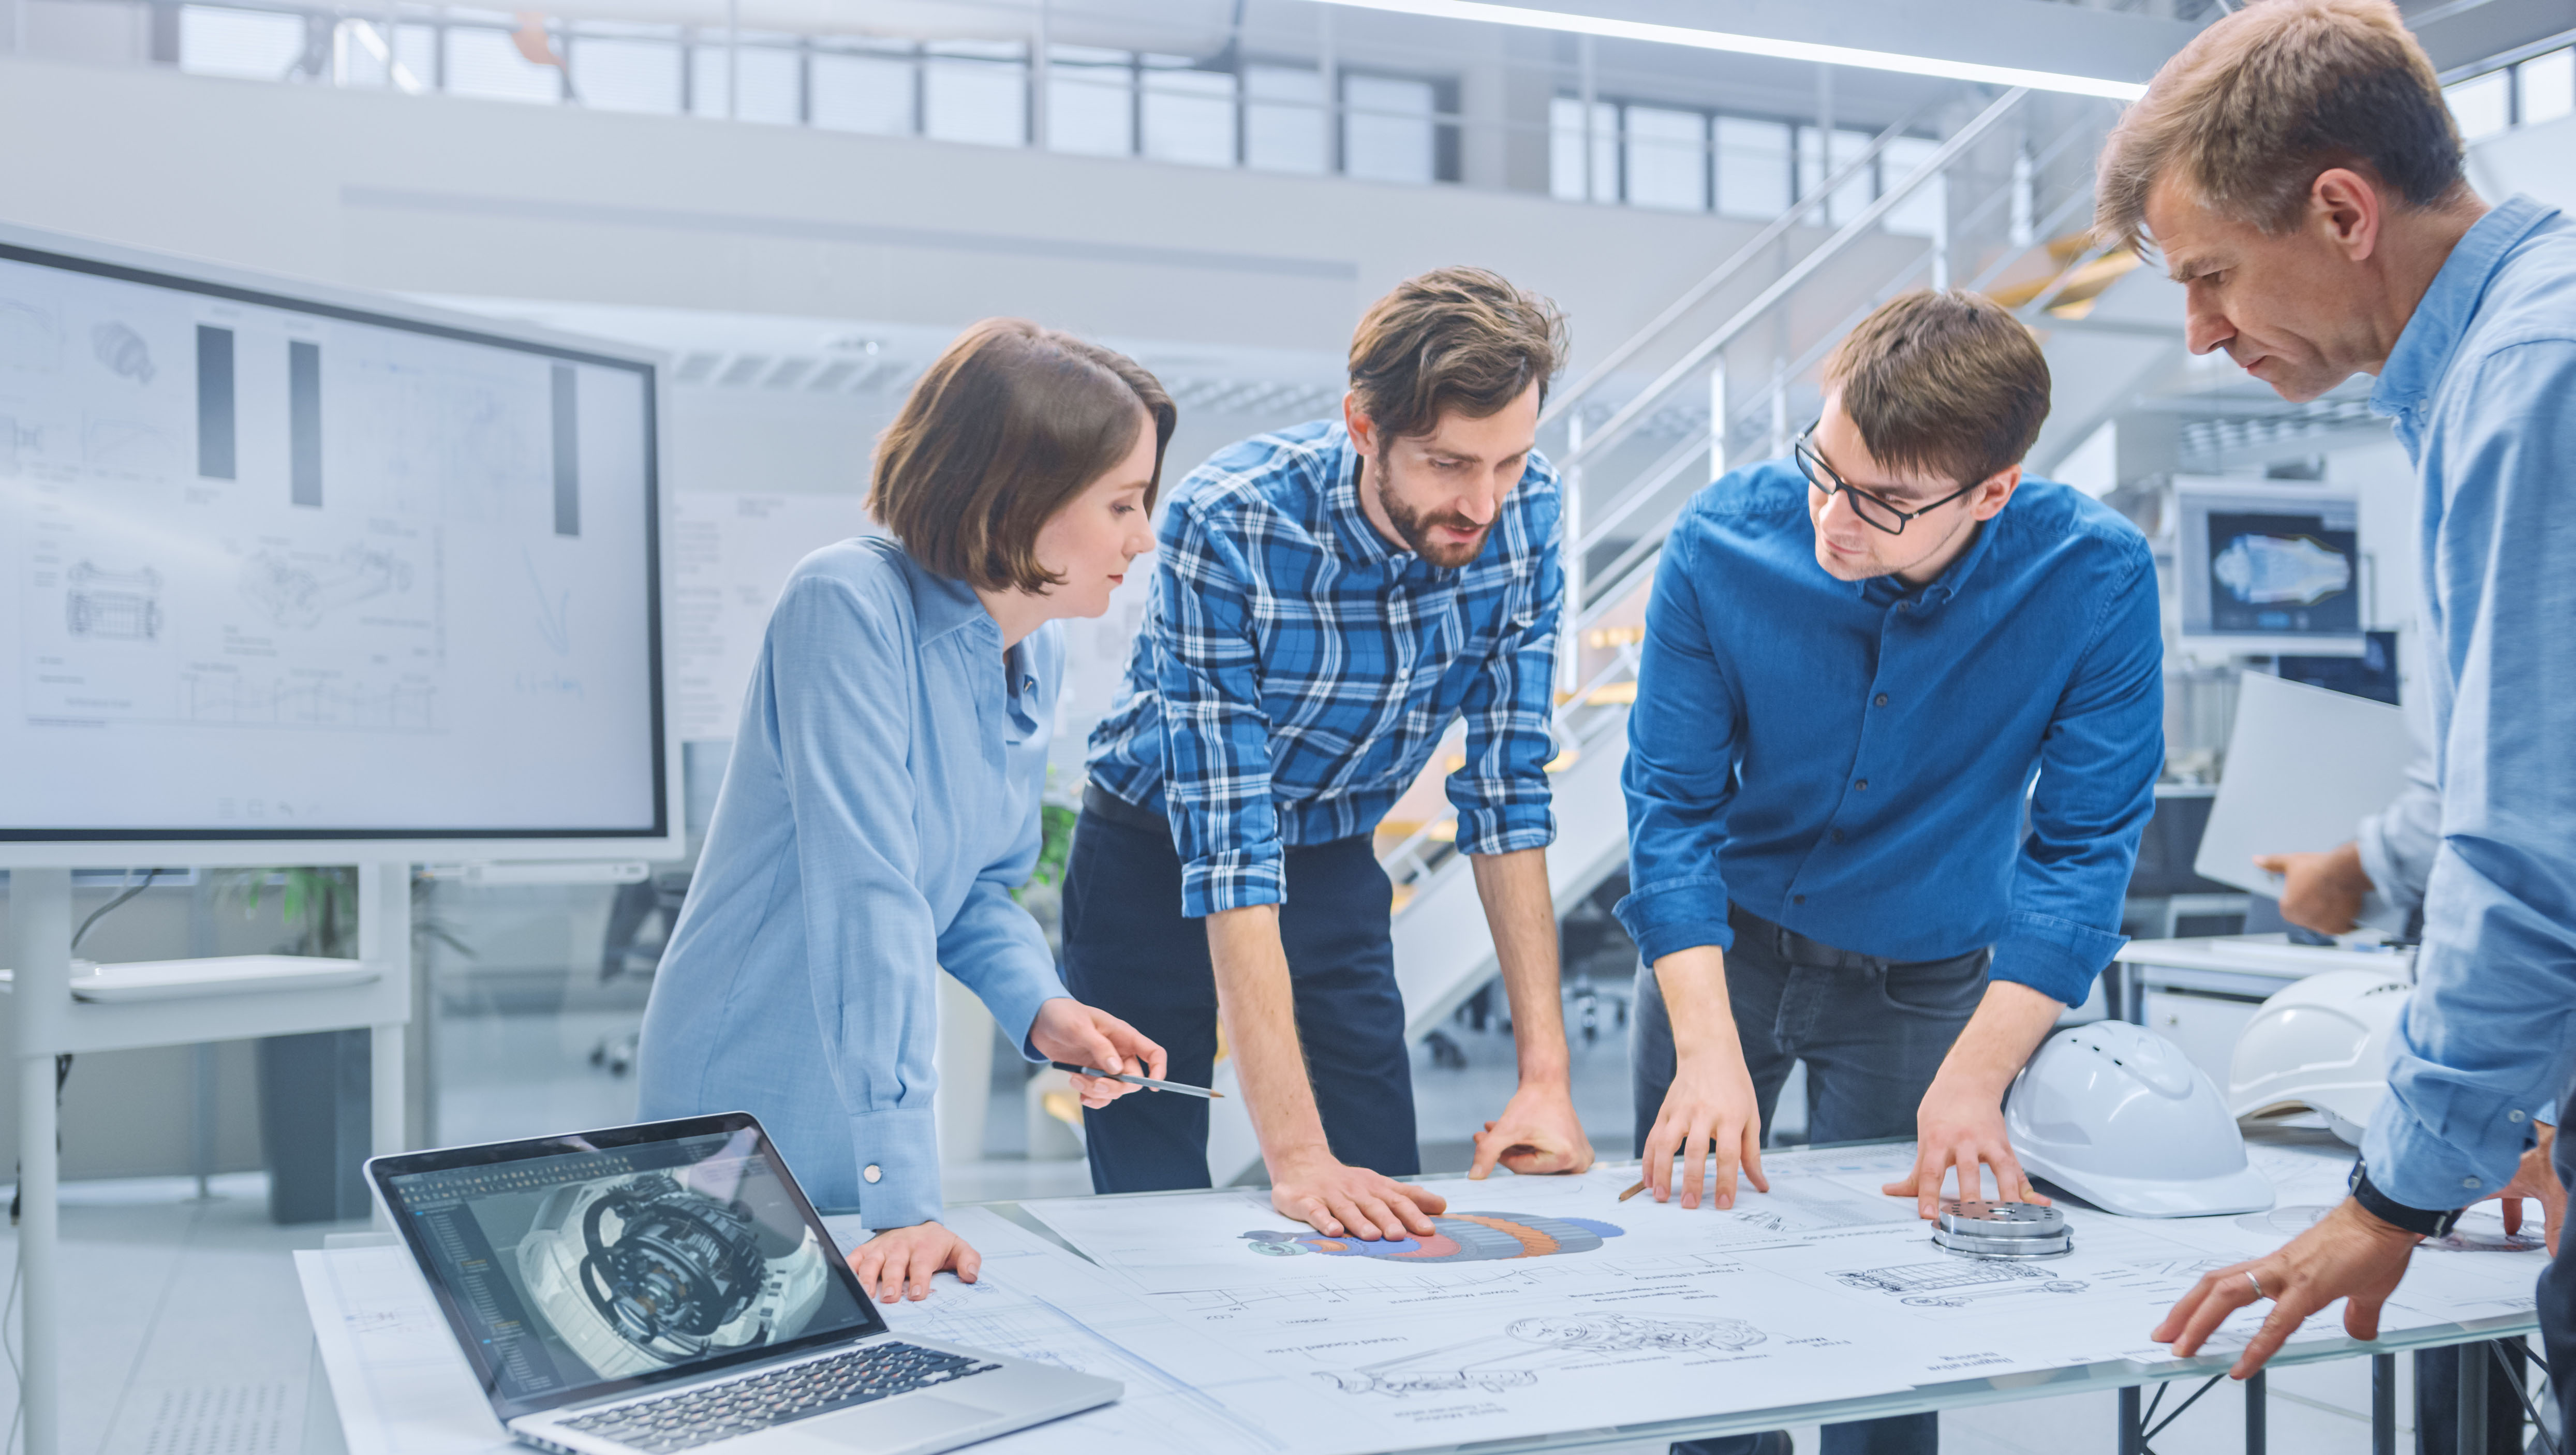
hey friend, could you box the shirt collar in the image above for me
[2372,195,2559,422]
[889,539,998,645]
[1845,507,2001,609]
[1324,425,1418,572]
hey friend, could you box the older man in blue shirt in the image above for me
[2107,3,2576,1428]
[1620,289,2162,1455]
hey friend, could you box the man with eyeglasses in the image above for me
[1617,290,2162,1455]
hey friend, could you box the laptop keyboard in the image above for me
[558,1342,1003,1453]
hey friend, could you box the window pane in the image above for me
[1142,61,1234,167]
[445,25,561,105]
[812,49,914,135]
[1879,135,1945,239]
[925,47,1026,146]
[1345,73,1434,183]
[1797,125,1874,227]
[2521,48,2574,127]
[1551,96,1616,202]
[180,5,305,80]
[2446,70,2510,142]
[690,42,801,124]
[396,22,435,89]
[1715,115,1790,218]
[1048,48,1133,155]
[1245,64,1325,174]
[1624,105,1707,211]
[573,35,681,114]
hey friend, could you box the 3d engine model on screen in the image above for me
[517,1173,831,1379]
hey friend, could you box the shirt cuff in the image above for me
[1615,875,1736,965]
[984,962,1071,1065]
[2361,1063,2544,1210]
[849,1105,941,1231]
[1456,801,1556,857]
[1179,846,1285,918]
[1990,910,2126,1007]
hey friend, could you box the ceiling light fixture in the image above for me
[1311,0,2151,101]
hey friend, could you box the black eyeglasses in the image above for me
[1793,422,1979,536]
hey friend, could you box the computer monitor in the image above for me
[2173,477,2367,658]
[0,224,678,865]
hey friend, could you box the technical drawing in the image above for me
[239,545,414,628]
[181,671,436,731]
[1241,1212,1622,1265]
[1319,1314,1766,1397]
[527,549,573,654]
[1830,1259,2088,1309]
[1719,1185,1918,1234]
[92,321,155,384]
[65,561,163,641]
[2213,533,2351,606]
[82,416,174,474]
[0,296,61,372]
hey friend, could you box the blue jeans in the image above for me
[1634,905,1989,1455]
[1059,791,1418,1192]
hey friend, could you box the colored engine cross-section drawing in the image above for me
[1240,1213,1622,1262]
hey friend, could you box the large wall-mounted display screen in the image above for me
[0,236,668,846]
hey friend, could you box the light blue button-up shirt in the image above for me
[2361,195,2576,1211]
[638,535,1067,1226]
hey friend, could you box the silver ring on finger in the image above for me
[2245,1270,2266,1301]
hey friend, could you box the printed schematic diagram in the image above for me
[1831,1259,2088,1309]
[64,562,162,641]
[91,321,154,385]
[1319,1314,1766,1397]
[1240,1212,1622,1264]
[240,545,415,628]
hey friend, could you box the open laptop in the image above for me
[367,1112,1120,1455]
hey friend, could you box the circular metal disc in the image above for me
[1931,1199,2072,1258]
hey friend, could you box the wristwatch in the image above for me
[2347,1162,2467,1239]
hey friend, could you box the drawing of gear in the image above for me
[2212,533,2351,605]
[1240,1211,1622,1263]
[238,546,414,628]
[92,321,155,385]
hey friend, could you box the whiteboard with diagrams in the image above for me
[0,227,675,859]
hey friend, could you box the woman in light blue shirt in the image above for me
[640,319,1174,1300]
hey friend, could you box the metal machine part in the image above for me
[1931,1200,2072,1259]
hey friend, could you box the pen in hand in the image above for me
[1048,1062,1225,1098]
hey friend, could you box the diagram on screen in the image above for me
[1317,1314,1766,1397]
[239,545,415,628]
[1830,1259,2088,1309]
[2206,511,2359,634]
[91,322,155,385]
[65,562,163,641]
[1240,1212,1622,1265]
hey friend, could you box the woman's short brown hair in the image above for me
[2095,0,2465,253]
[869,319,1176,594]
[1823,290,2050,486]
[1347,267,1568,444]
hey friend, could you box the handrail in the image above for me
[1558,86,2034,476]
[1537,99,1938,432]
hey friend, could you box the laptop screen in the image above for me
[375,1118,886,1419]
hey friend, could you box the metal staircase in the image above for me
[1203,82,2164,1185]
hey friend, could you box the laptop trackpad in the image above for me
[801,1395,998,1452]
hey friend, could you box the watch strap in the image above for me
[2349,1164,2465,1239]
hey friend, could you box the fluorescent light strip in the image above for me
[1313,0,2150,102]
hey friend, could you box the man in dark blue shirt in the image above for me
[1616,290,2162,1455]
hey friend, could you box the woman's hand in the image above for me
[1029,997,1168,1108]
[848,1222,979,1303]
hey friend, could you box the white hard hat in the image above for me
[2226,969,2411,1147]
[2005,1021,2275,1218]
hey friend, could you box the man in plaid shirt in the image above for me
[1066,267,1595,1238]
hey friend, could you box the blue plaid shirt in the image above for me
[1086,419,1563,918]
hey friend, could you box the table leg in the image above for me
[2120,1385,2143,1455]
[2459,1338,2489,1454]
[20,1051,59,1455]
[2373,1353,2396,1455]
[2245,1368,2265,1454]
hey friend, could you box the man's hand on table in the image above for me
[849,1221,980,1303]
[1640,1045,1769,1210]
[1269,1147,1447,1241]
[1468,1079,1595,1180]
[1884,981,2064,1218]
[2153,1197,2420,1379]
[2491,1122,2563,1253]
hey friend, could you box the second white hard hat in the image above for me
[2226,968,2411,1147]
[2005,1020,2275,1218]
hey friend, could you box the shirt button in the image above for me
[2510,1109,2527,1123]
[1831,829,1847,843]
[863,1165,883,1184]
[2462,1176,2481,1189]
[1873,693,1890,707]
[1855,780,1869,790]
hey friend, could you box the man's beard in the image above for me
[1372,452,1492,567]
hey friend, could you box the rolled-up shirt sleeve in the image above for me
[767,574,947,1230]
[1993,543,2162,1007]
[1450,494,1562,856]
[2364,340,2576,1211]
[1152,502,1286,918]
[1615,525,1746,964]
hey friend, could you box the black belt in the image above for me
[1082,783,1169,836]
[1727,903,1986,974]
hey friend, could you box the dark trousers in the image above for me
[2539,1083,2576,1451]
[2414,1342,2529,1454]
[1059,796,1417,1192]
[1634,904,1989,1455]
